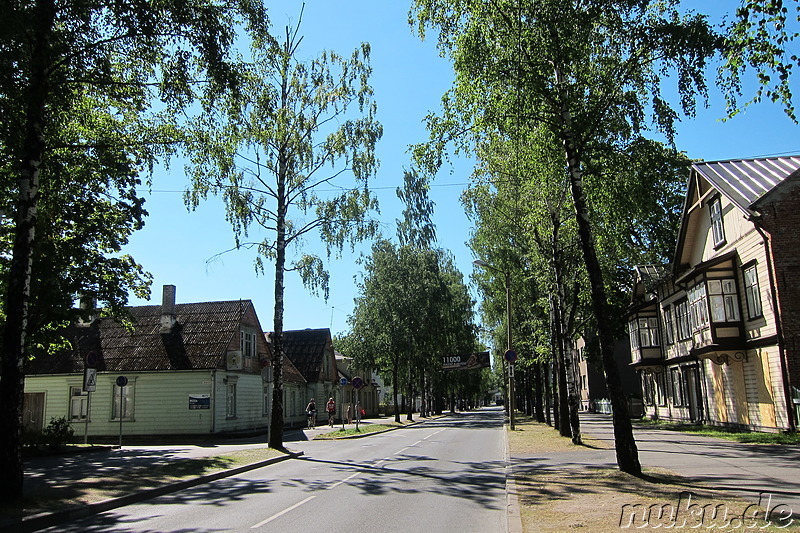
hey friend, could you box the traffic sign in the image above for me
[85,350,99,368]
[116,376,128,387]
[504,349,518,363]
[340,377,348,386]
[352,376,364,390]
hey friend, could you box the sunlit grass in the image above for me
[634,419,800,445]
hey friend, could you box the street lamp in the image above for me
[473,259,515,430]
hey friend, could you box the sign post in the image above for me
[352,377,364,430]
[82,367,97,445]
[339,377,348,429]
[116,376,128,448]
[504,350,517,430]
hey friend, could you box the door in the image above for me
[23,392,45,433]
[683,366,702,422]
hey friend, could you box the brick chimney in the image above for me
[160,284,177,333]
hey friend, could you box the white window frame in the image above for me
[663,305,675,345]
[709,196,726,247]
[743,265,763,319]
[226,382,237,419]
[69,386,88,421]
[240,329,256,359]
[708,279,740,323]
[671,368,685,407]
[112,382,135,421]
[675,299,690,340]
[688,284,709,332]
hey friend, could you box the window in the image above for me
[112,382,134,420]
[655,372,667,406]
[709,197,726,247]
[708,279,740,322]
[629,317,660,349]
[663,305,675,345]
[643,374,655,405]
[743,265,763,319]
[69,386,88,421]
[638,318,660,348]
[240,330,256,359]
[671,368,685,407]
[688,284,709,331]
[675,299,690,340]
[628,320,639,350]
[226,383,237,418]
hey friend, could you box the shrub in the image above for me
[41,416,74,449]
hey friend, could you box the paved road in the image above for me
[42,407,509,533]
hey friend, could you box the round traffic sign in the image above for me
[504,349,518,363]
[116,376,128,387]
[352,376,364,390]
[340,377,348,386]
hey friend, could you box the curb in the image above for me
[316,414,443,440]
[2,450,304,533]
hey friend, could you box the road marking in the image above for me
[329,472,359,489]
[251,496,316,529]
[394,446,411,455]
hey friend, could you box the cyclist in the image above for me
[305,398,316,429]
[326,397,336,427]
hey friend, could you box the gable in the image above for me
[281,328,334,383]
[674,155,800,270]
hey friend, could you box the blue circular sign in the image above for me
[504,350,518,363]
[116,376,128,387]
[340,377,348,386]
[352,376,364,390]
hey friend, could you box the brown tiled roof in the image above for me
[26,300,254,374]
[280,328,331,383]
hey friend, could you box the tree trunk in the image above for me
[392,363,400,423]
[544,362,552,427]
[268,44,293,450]
[556,80,640,475]
[0,0,55,501]
[533,363,545,423]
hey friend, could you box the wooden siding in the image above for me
[24,370,272,436]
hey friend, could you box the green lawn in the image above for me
[634,419,799,445]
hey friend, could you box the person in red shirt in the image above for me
[326,397,336,427]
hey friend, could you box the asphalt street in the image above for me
[38,408,509,533]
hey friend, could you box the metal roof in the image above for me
[691,156,800,213]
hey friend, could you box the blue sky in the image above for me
[125,1,800,338]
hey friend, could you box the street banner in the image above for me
[442,351,491,370]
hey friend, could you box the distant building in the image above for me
[628,156,800,431]
[23,285,272,438]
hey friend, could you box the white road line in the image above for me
[394,446,411,455]
[251,496,316,529]
[329,472,360,489]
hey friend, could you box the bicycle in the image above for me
[307,411,316,429]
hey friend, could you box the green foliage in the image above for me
[184,14,382,300]
[343,240,481,406]
[721,0,800,121]
[22,417,75,449]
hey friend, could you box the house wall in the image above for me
[25,371,214,436]
[25,370,271,437]
[756,179,800,428]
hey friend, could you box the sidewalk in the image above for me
[523,413,800,514]
[0,413,425,532]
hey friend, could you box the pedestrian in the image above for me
[346,404,352,425]
[326,397,336,427]
[305,398,316,429]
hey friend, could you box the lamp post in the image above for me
[473,259,515,430]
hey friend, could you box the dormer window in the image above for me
[709,196,726,247]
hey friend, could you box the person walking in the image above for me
[326,397,336,427]
[305,398,316,429]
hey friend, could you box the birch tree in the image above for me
[184,16,382,449]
